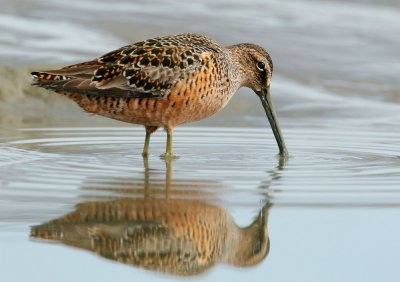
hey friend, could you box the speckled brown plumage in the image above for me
[32,33,287,156]
[31,198,270,276]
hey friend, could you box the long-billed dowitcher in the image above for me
[32,33,287,157]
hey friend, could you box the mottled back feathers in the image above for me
[32,33,224,99]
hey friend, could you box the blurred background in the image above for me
[1,1,400,282]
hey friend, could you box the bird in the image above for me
[31,33,287,157]
[31,198,271,275]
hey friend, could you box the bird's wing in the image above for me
[32,34,223,99]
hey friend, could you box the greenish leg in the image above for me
[160,127,178,159]
[142,126,158,157]
[142,131,151,157]
[165,130,173,157]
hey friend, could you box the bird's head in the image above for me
[229,43,288,157]
[226,204,271,267]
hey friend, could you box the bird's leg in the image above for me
[160,127,179,161]
[143,132,151,156]
[142,126,158,157]
[165,127,173,158]
[160,127,179,159]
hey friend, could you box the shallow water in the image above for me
[1,0,400,281]
[2,126,400,208]
[1,126,400,281]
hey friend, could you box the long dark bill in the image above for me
[259,86,288,157]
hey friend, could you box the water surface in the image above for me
[1,126,400,281]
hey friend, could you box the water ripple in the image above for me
[1,126,400,217]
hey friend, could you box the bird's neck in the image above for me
[226,44,254,89]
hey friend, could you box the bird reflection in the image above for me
[31,158,275,276]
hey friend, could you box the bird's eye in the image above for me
[256,62,265,71]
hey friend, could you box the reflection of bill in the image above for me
[31,198,271,276]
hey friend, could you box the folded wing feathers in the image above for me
[30,33,220,99]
